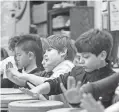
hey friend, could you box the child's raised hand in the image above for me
[6,62,26,79]
[6,62,16,78]
[60,76,83,104]
[80,93,104,112]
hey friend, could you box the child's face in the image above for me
[15,47,30,69]
[75,52,102,72]
[42,48,63,72]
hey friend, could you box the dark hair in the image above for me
[47,34,76,61]
[75,29,113,61]
[1,48,9,60]
[15,34,43,70]
[8,36,21,51]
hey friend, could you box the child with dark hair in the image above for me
[8,34,75,82]
[7,34,76,104]
[15,34,43,70]
[28,29,115,108]
[0,36,21,88]
[6,34,44,88]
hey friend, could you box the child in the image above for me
[7,34,75,105]
[29,29,115,108]
[6,34,43,88]
[8,34,75,84]
[60,72,119,107]
[0,36,21,88]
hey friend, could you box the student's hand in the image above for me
[19,87,39,98]
[30,86,40,94]
[6,62,17,79]
[80,93,104,112]
[6,62,27,79]
[60,76,84,104]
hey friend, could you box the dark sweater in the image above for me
[81,72,119,101]
[45,64,115,108]
[1,69,23,88]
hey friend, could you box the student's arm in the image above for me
[30,82,51,95]
[30,74,69,95]
[6,68,26,87]
[5,65,48,86]
[61,73,119,105]
[85,72,119,100]
[7,74,26,87]
[21,73,49,86]
[75,72,119,100]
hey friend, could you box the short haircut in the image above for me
[47,34,76,61]
[8,36,21,51]
[15,34,43,69]
[75,29,113,60]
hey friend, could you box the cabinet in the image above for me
[48,7,94,40]
[30,1,61,36]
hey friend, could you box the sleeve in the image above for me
[1,78,15,88]
[82,73,119,100]
[45,73,70,95]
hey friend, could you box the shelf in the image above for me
[53,26,70,30]
[34,20,47,25]
[49,7,70,16]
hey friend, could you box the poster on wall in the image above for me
[109,0,119,31]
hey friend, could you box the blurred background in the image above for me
[1,0,119,68]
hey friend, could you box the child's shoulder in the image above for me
[60,60,74,68]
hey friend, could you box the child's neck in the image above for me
[25,61,37,73]
[98,61,108,70]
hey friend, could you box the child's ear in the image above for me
[28,52,35,60]
[100,50,107,60]
[60,48,67,57]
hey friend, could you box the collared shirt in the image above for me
[51,60,74,78]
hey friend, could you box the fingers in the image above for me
[60,83,67,93]
[83,93,97,106]
[80,93,105,112]
[76,81,81,91]
[67,76,76,90]
[6,62,13,70]
[80,93,95,109]
[19,87,38,98]
[6,62,13,77]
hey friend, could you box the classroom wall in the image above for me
[16,1,30,35]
